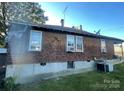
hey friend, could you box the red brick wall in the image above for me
[7,31,115,64]
[105,39,114,58]
[84,36,101,59]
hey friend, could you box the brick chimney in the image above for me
[80,25,82,30]
[72,26,75,29]
[61,19,64,27]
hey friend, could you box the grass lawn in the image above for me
[18,62,124,91]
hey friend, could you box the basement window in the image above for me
[29,30,42,51]
[67,61,75,69]
[101,39,107,53]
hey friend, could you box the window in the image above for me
[67,35,75,52]
[67,61,75,69]
[67,35,84,52]
[76,36,83,52]
[29,30,42,51]
[101,39,107,53]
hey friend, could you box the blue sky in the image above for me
[40,2,124,40]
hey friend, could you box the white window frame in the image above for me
[66,35,75,52]
[101,39,107,53]
[76,36,84,52]
[66,35,84,52]
[29,30,42,51]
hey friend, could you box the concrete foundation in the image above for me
[6,61,95,83]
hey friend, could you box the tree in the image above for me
[0,2,48,47]
[0,3,7,47]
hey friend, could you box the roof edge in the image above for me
[10,22,124,42]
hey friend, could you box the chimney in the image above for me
[80,25,82,30]
[61,19,64,27]
[72,26,75,29]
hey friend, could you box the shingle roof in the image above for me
[10,22,124,42]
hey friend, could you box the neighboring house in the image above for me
[5,21,124,83]
[114,43,124,57]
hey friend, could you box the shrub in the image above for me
[3,77,17,91]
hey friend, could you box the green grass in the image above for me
[18,62,124,91]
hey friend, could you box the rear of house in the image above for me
[5,22,124,83]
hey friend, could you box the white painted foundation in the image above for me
[6,61,95,83]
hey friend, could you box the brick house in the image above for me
[5,22,124,83]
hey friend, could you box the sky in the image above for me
[40,2,124,41]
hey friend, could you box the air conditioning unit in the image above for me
[67,47,75,52]
[96,62,113,72]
